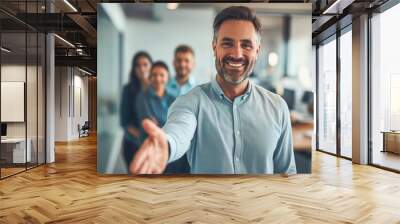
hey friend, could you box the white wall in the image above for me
[72,73,89,138]
[289,15,312,89]
[1,65,27,140]
[1,65,39,137]
[1,64,46,163]
[55,67,68,141]
[54,67,89,141]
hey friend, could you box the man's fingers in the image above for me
[142,119,162,137]
[151,168,160,174]
[137,158,150,174]
[130,119,168,175]
[150,116,159,126]
[154,166,164,174]
[130,143,149,173]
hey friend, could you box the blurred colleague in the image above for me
[135,61,190,174]
[165,45,196,173]
[120,51,152,171]
[131,6,296,175]
[167,45,196,97]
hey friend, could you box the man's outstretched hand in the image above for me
[129,119,169,174]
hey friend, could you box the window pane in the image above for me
[318,38,337,154]
[340,29,352,158]
[371,3,400,171]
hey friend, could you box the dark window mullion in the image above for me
[336,28,341,157]
[0,21,2,179]
[36,0,39,167]
[316,44,320,151]
[367,11,373,165]
[25,0,28,171]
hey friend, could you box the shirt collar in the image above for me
[147,87,172,99]
[147,87,157,97]
[170,76,195,88]
[187,76,196,87]
[211,76,252,102]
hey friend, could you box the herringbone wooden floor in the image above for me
[1,134,400,224]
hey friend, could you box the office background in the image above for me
[315,2,400,171]
[0,3,46,178]
[97,3,314,174]
[1,1,400,222]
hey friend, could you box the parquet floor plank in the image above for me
[1,134,400,223]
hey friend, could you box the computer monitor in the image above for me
[282,88,295,110]
[301,91,314,105]
[1,123,7,137]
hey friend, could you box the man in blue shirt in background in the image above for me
[165,45,197,173]
[130,6,296,175]
[167,45,197,97]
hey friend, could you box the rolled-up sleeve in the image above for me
[163,95,198,163]
[273,98,297,174]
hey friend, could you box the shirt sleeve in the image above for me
[162,94,198,163]
[120,86,133,130]
[273,98,297,174]
[135,92,149,143]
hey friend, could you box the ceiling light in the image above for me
[54,34,75,48]
[166,3,179,10]
[78,67,93,76]
[322,0,354,15]
[63,0,78,12]
[268,52,279,67]
[1,47,11,53]
[76,48,85,56]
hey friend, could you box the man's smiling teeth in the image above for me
[226,62,244,68]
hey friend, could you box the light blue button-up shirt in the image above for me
[163,77,296,174]
[167,76,196,97]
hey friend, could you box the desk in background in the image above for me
[292,122,313,151]
[382,131,400,154]
[1,138,32,166]
[292,121,313,173]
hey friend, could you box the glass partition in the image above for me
[0,1,46,179]
[1,30,28,177]
[27,31,38,169]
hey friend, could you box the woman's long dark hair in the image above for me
[129,51,153,93]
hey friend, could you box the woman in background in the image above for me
[120,51,152,171]
[135,61,190,174]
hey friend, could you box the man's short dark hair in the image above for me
[151,61,169,74]
[213,6,262,42]
[174,45,195,56]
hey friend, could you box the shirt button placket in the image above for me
[233,101,240,172]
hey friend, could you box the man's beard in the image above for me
[215,55,256,85]
[176,72,186,79]
[175,68,189,79]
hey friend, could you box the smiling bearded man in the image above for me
[214,20,258,85]
[130,6,297,175]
